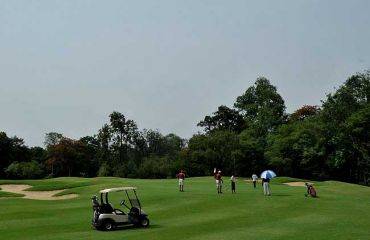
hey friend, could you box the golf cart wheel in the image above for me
[103,220,115,231]
[140,217,150,227]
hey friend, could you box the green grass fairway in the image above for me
[1,177,369,240]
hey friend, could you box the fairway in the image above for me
[1,177,369,240]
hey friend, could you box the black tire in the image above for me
[140,217,149,227]
[103,220,115,231]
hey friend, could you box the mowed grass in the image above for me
[0,177,370,240]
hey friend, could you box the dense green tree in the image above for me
[238,128,265,176]
[197,105,245,133]
[79,136,100,177]
[96,124,112,173]
[187,130,240,176]
[321,71,370,182]
[345,104,370,185]
[142,129,168,156]
[164,133,186,154]
[0,133,32,177]
[5,161,43,179]
[137,155,171,179]
[0,132,13,177]
[29,147,46,163]
[265,117,326,179]
[234,77,286,137]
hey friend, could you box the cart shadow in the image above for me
[115,224,161,231]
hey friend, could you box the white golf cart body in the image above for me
[92,187,149,231]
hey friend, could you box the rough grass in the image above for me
[0,177,369,240]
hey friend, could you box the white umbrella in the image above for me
[260,170,276,179]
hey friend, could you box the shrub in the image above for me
[5,161,43,179]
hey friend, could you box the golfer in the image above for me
[252,173,258,188]
[215,170,223,194]
[176,170,185,192]
[262,178,271,196]
[230,175,236,193]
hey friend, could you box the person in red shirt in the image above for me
[214,170,223,194]
[176,170,186,192]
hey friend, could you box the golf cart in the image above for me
[91,187,149,231]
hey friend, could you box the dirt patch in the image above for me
[0,184,79,200]
[284,182,312,187]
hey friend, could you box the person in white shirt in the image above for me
[252,173,258,189]
[230,175,236,193]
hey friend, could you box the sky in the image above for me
[1,0,370,147]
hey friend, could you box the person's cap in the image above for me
[218,170,221,173]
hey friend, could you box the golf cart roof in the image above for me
[100,187,137,193]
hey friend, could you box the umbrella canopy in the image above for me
[260,170,276,179]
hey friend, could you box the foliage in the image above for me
[345,104,370,185]
[197,105,245,133]
[4,161,43,179]
[187,130,241,176]
[320,71,370,183]
[288,105,320,122]
[1,71,370,184]
[234,77,286,137]
[266,117,326,179]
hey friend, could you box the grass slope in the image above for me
[0,177,369,240]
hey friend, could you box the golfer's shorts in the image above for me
[179,179,184,186]
[216,180,222,187]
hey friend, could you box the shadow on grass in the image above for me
[114,224,161,231]
[269,193,291,197]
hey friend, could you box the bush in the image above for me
[5,161,43,179]
[97,162,111,177]
[137,156,171,178]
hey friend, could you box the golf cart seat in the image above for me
[101,203,114,213]
[130,207,140,215]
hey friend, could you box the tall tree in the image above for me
[234,77,286,137]
[44,132,64,176]
[109,111,138,163]
[345,105,370,185]
[0,132,13,177]
[320,71,370,182]
[44,132,63,148]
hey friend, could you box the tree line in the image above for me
[1,71,369,185]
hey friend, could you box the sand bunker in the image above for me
[0,184,79,200]
[284,182,312,187]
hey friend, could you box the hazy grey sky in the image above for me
[1,0,370,147]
